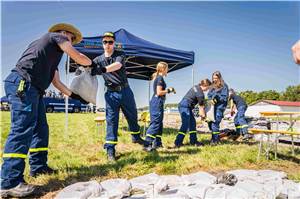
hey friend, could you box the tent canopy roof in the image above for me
[71,28,194,80]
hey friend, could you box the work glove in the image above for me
[70,92,88,104]
[90,62,107,76]
[167,87,176,94]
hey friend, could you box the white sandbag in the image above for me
[226,169,258,181]
[157,187,191,199]
[129,173,160,193]
[204,184,254,199]
[203,184,229,199]
[234,180,273,199]
[70,67,98,105]
[154,178,169,194]
[257,170,287,181]
[179,183,212,199]
[181,171,216,186]
[280,179,300,199]
[160,175,182,187]
[100,178,131,199]
[55,180,102,199]
[205,103,215,122]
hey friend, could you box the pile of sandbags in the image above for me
[55,170,300,199]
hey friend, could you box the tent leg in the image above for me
[192,64,194,86]
[65,55,70,137]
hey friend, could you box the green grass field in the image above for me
[1,111,300,198]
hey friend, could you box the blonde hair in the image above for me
[199,79,212,87]
[152,61,168,80]
[212,71,224,89]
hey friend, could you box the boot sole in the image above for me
[1,189,35,198]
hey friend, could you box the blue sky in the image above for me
[1,1,299,107]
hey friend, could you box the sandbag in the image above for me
[205,102,215,122]
[55,180,102,199]
[181,171,216,186]
[70,67,98,105]
[280,179,300,199]
[129,173,160,193]
[100,178,131,199]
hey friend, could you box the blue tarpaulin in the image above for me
[70,29,194,80]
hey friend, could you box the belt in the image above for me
[107,83,129,92]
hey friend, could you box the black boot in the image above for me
[107,148,116,162]
[143,140,155,152]
[132,135,145,146]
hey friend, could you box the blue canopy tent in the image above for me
[68,28,195,80]
[64,29,195,132]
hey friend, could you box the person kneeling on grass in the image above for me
[174,79,212,148]
[229,89,253,141]
[1,23,91,198]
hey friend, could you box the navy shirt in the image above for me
[153,75,166,97]
[182,85,205,108]
[231,94,247,108]
[12,32,68,92]
[93,51,128,88]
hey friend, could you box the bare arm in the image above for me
[58,41,92,66]
[156,85,168,96]
[52,70,72,96]
[105,62,122,73]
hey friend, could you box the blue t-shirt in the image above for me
[153,75,166,96]
[12,32,68,92]
[182,85,205,108]
[231,94,247,108]
[93,50,128,88]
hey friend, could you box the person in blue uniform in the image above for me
[1,23,92,198]
[91,32,144,161]
[207,71,229,145]
[174,79,212,147]
[143,62,175,151]
[229,89,252,140]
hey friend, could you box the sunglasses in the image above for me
[102,40,114,45]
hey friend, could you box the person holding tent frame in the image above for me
[143,62,176,152]
[1,23,91,198]
[91,31,144,162]
[174,79,211,148]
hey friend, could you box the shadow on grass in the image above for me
[34,149,182,197]
[34,156,138,198]
[269,151,300,164]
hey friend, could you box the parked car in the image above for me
[43,97,88,113]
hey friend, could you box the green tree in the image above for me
[257,90,280,101]
[280,85,300,101]
[239,90,259,105]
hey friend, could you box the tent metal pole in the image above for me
[65,55,70,136]
[192,64,195,86]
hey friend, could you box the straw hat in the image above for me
[48,23,82,44]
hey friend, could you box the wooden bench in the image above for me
[249,128,300,160]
